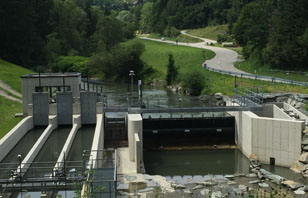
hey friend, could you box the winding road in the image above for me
[140,31,246,74]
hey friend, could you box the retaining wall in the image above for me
[0,117,34,162]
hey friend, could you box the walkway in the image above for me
[0,80,22,103]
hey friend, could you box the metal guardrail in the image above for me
[203,64,308,86]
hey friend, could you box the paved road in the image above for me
[139,32,246,74]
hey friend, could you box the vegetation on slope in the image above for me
[0,59,32,93]
[139,39,308,96]
[186,25,228,41]
[0,97,23,139]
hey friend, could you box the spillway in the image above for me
[66,125,95,171]
[0,127,45,179]
[25,126,71,178]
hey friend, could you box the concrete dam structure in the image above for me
[0,72,307,197]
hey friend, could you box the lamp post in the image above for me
[18,153,22,198]
[129,70,135,97]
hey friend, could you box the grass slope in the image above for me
[139,39,215,78]
[186,25,228,41]
[139,39,308,95]
[0,96,23,139]
[235,58,308,82]
[0,59,32,93]
[147,33,203,43]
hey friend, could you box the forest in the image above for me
[1,0,308,81]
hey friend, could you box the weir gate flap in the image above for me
[143,116,235,149]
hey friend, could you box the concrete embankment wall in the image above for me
[18,115,58,177]
[231,103,304,167]
[127,114,143,173]
[0,116,34,162]
[283,103,308,122]
[54,115,81,170]
[89,114,104,169]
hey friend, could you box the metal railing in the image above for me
[204,64,308,86]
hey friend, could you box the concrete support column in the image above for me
[80,92,97,124]
[127,114,143,162]
[57,92,73,125]
[33,92,49,126]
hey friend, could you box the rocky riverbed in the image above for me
[117,160,308,197]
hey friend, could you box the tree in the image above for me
[166,53,178,85]
[182,70,206,96]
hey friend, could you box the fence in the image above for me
[204,64,308,86]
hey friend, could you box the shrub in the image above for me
[182,70,206,96]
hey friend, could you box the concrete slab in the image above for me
[117,147,137,174]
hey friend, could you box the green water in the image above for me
[144,149,306,184]
[25,126,71,178]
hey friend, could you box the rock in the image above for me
[234,173,245,177]
[197,181,217,186]
[258,183,269,188]
[302,138,308,145]
[249,180,260,184]
[200,189,210,196]
[250,159,261,168]
[137,187,154,193]
[192,185,203,190]
[294,189,305,195]
[227,181,236,185]
[211,191,222,198]
[246,173,257,178]
[299,185,308,192]
[282,180,303,190]
[259,169,285,184]
[225,175,235,180]
[183,189,192,194]
[129,181,148,193]
[299,152,308,164]
[238,185,248,192]
[291,161,304,173]
[125,175,137,181]
[171,184,186,189]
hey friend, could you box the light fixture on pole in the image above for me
[129,70,135,97]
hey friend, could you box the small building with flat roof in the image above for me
[21,73,81,116]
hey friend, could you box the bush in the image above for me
[52,56,89,75]
[182,70,206,96]
[163,26,180,37]
[217,34,232,44]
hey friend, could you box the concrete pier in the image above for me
[54,115,81,171]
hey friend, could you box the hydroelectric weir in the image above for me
[0,73,306,197]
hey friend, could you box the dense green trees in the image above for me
[233,0,308,70]
[166,53,178,85]
[0,0,136,72]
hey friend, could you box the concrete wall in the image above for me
[231,107,304,167]
[251,117,303,167]
[0,117,34,162]
[90,114,104,169]
[273,105,293,120]
[80,92,97,124]
[18,116,58,177]
[57,92,73,125]
[22,74,81,116]
[253,104,274,118]
[33,92,49,126]
[283,103,308,122]
[54,115,81,170]
[127,114,143,172]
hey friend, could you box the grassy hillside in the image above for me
[0,59,32,93]
[139,39,215,78]
[0,59,31,139]
[139,38,308,95]
[186,25,228,41]
[0,97,23,139]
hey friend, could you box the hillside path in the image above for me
[0,80,22,103]
[139,31,246,74]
